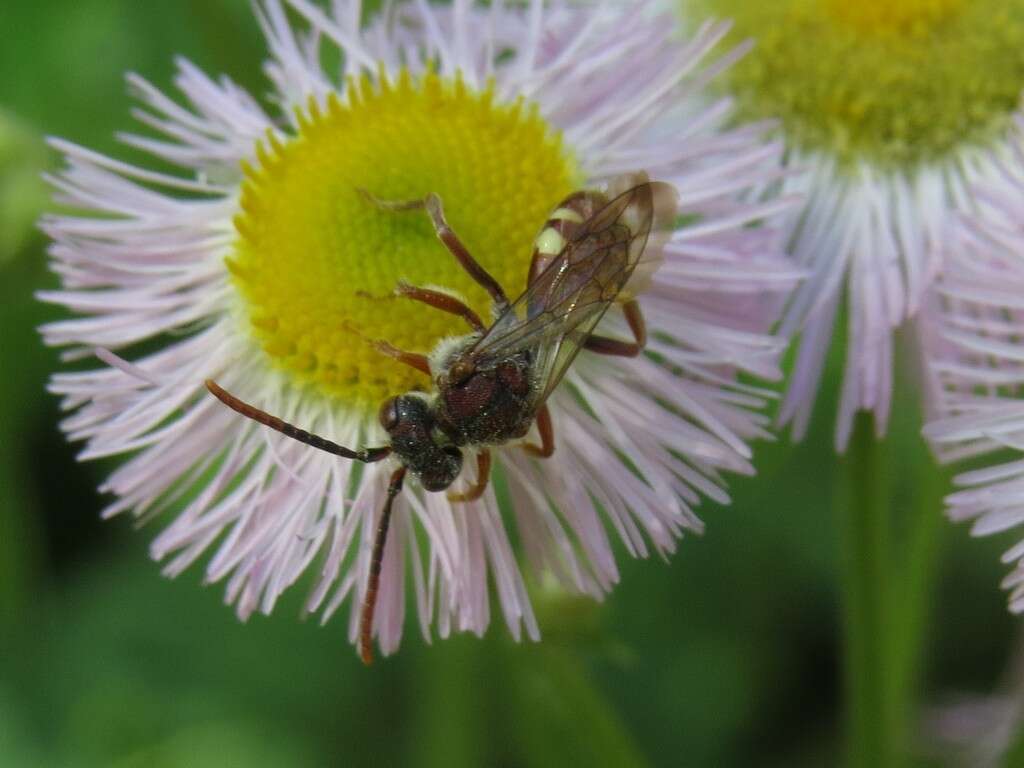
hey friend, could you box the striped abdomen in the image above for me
[528,189,609,284]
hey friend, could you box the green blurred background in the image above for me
[0,1,1020,766]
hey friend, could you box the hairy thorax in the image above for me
[432,340,536,446]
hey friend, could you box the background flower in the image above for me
[676,2,1024,763]
[39,0,797,659]
[684,0,1024,449]
[922,114,1024,612]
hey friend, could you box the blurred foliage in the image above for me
[0,1,1021,767]
[0,112,48,265]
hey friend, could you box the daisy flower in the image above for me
[39,0,797,660]
[683,0,1024,449]
[921,115,1024,611]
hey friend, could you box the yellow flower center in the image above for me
[693,0,1024,168]
[826,0,961,35]
[229,71,579,408]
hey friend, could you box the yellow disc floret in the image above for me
[693,0,1024,168]
[230,71,579,408]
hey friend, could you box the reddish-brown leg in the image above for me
[521,403,555,458]
[395,282,485,332]
[368,339,431,376]
[583,299,647,357]
[359,465,407,666]
[447,450,492,502]
[343,319,431,376]
[360,189,510,310]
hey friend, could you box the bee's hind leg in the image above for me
[359,189,510,311]
[583,299,646,357]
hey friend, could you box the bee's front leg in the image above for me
[447,449,492,503]
[359,465,407,665]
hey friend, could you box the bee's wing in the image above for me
[473,180,678,408]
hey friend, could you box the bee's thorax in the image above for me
[435,351,535,447]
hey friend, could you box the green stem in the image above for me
[504,644,650,768]
[891,441,945,747]
[840,414,898,768]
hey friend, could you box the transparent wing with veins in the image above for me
[471,180,678,409]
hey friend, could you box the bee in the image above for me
[206,173,678,664]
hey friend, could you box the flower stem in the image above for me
[840,413,899,768]
[890,438,945,748]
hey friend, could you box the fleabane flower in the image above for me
[920,116,1024,612]
[40,0,797,659]
[684,0,1024,448]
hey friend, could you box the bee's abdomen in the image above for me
[530,190,608,281]
[534,203,584,256]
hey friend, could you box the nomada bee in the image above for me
[207,173,678,663]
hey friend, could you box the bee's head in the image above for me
[379,394,462,491]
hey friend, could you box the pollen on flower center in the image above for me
[826,0,962,35]
[694,0,1024,168]
[229,71,579,407]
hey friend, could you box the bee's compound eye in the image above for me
[443,446,461,459]
[378,396,400,431]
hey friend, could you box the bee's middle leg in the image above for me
[521,404,555,458]
[583,299,646,357]
[368,339,431,375]
[393,282,485,332]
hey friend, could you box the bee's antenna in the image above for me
[359,466,407,665]
[205,380,390,463]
